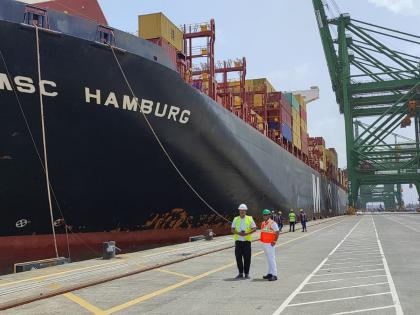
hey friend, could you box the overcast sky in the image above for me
[99,0,419,203]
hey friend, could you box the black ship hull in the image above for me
[0,2,347,273]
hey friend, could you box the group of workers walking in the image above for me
[231,204,308,281]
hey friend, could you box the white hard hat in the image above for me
[238,204,248,210]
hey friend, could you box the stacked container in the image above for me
[308,137,327,172]
[246,78,276,107]
[295,94,309,155]
[286,93,301,150]
[326,148,339,182]
[138,13,183,66]
[266,92,292,142]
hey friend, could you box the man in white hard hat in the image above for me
[231,203,256,279]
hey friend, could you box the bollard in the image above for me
[103,241,120,259]
[205,229,215,240]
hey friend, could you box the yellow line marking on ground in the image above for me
[46,283,61,290]
[62,292,106,315]
[102,219,347,314]
[155,268,194,279]
[0,261,119,288]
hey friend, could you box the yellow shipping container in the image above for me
[301,119,307,132]
[293,132,301,149]
[227,81,241,93]
[292,108,300,133]
[234,96,241,106]
[138,13,183,51]
[295,94,307,111]
[245,78,276,92]
[200,24,208,32]
[254,94,263,106]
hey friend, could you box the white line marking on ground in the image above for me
[329,304,396,314]
[287,292,391,307]
[372,216,404,314]
[299,282,389,294]
[272,218,363,315]
[331,252,381,257]
[381,215,420,233]
[313,268,384,276]
[323,260,381,267]
[334,250,380,254]
[320,263,383,271]
[307,274,387,284]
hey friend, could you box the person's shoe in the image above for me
[235,274,244,279]
[263,274,273,279]
[268,275,278,281]
[244,274,250,279]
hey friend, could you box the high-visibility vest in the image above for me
[233,215,253,241]
[289,212,296,222]
[260,219,276,243]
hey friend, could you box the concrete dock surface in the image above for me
[1,214,419,315]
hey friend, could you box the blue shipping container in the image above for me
[281,123,292,142]
[268,121,281,130]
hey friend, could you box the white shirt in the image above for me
[231,216,256,241]
[266,220,280,232]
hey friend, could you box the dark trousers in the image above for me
[302,221,307,232]
[289,222,295,232]
[235,241,251,275]
[279,223,283,232]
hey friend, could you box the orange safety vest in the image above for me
[260,219,276,243]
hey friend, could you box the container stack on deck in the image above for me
[137,13,348,191]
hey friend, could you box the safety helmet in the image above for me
[300,209,303,212]
[290,209,294,212]
[262,209,271,215]
[238,204,248,211]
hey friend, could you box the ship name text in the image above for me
[85,87,191,124]
[0,73,58,97]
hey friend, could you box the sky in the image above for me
[98,0,419,204]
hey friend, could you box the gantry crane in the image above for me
[312,0,420,208]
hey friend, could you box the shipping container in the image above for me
[294,94,307,111]
[26,0,108,25]
[148,37,177,66]
[139,13,183,51]
[309,137,325,146]
[254,94,264,106]
[293,132,302,149]
[285,93,300,111]
[292,108,301,134]
[301,119,307,132]
[281,108,292,127]
[246,78,276,93]
[300,107,307,122]
[282,123,293,142]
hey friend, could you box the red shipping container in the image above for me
[148,37,177,66]
[309,137,325,146]
[281,108,292,127]
[301,131,308,144]
[267,92,283,104]
[300,107,307,122]
[30,0,108,25]
[280,98,292,115]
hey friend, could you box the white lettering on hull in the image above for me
[84,87,191,124]
[0,73,58,97]
[0,73,191,125]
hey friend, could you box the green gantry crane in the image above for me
[312,0,420,208]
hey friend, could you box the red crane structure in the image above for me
[182,19,216,100]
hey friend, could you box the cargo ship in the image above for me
[0,0,348,273]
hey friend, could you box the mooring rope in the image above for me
[107,44,231,224]
[35,26,59,258]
